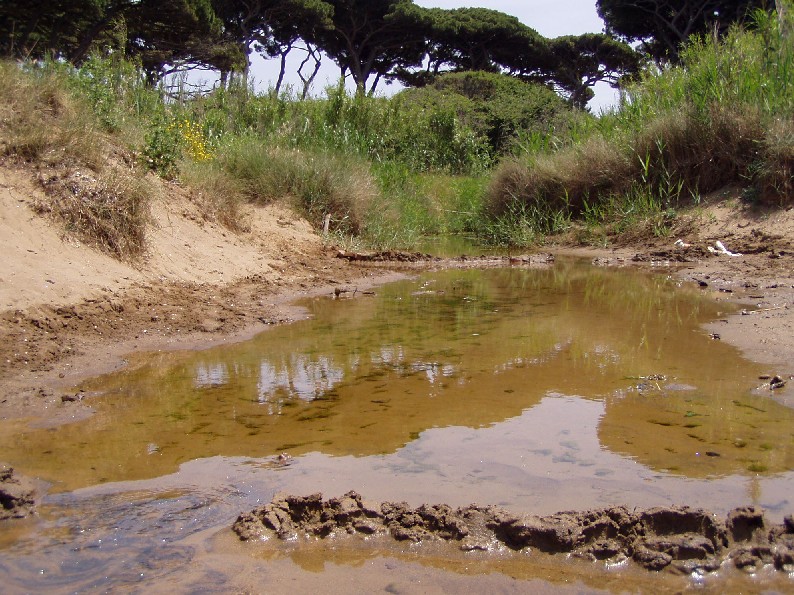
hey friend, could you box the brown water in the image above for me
[1,261,793,592]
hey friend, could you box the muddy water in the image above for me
[1,260,794,592]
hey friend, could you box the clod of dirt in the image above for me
[233,493,794,574]
[336,250,436,263]
[0,464,37,520]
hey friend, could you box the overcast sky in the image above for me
[244,1,617,110]
[414,0,605,38]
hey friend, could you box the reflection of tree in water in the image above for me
[194,362,229,388]
[2,262,778,490]
[252,343,463,414]
[256,355,345,414]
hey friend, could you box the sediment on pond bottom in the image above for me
[233,492,794,574]
[0,464,37,520]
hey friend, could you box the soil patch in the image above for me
[233,492,794,574]
[0,464,37,520]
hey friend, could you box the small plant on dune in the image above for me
[179,160,248,233]
[173,119,214,162]
[143,117,214,179]
[34,167,153,259]
[142,118,183,178]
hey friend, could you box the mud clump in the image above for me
[0,464,37,520]
[336,250,436,263]
[233,493,794,574]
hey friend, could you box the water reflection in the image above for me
[0,261,793,494]
[257,355,345,405]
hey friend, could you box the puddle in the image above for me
[1,260,793,592]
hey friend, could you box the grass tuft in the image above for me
[34,166,152,259]
[756,117,794,205]
[0,62,102,167]
[197,138,376,235]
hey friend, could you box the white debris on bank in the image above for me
[708,240,742,257]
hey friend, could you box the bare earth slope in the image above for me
[0,164,396,420]
[0,165,326,311]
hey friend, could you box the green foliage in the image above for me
[417,6,546,74]
[209,137,376,234]
[305,0,428,93]
[143,117,185,178]
[363,164,488,249]
[474,194,570,248]
[547,33,642,109]
[482,8,794,247]
[188,79,493,175]
[0,0,107,60]
[0,0,241,80]
[66,55,163,132]
[597,0,772,63]
[399,71,572,157]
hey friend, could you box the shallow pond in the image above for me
[2,260,793,592]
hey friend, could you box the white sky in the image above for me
[242,0,618,110]
[414,0,605,38]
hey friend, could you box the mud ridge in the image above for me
[233,492,794,574]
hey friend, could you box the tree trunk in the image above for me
[69,0,130,65]
[275,51,288,95]
[368,72,381,95]
[298,45,322,100]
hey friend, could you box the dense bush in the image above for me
[399,71,573,156]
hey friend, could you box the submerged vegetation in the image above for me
[0,3,792,256]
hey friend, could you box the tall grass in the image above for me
[483,5,794,246]
[191,81,494,175]
[0,61,102,166]
[0,60,155,259]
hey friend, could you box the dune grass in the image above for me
[482,6,793,246]
[0,60,155,259]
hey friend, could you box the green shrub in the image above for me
[212,137,376,235]
[398,71,573,158]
